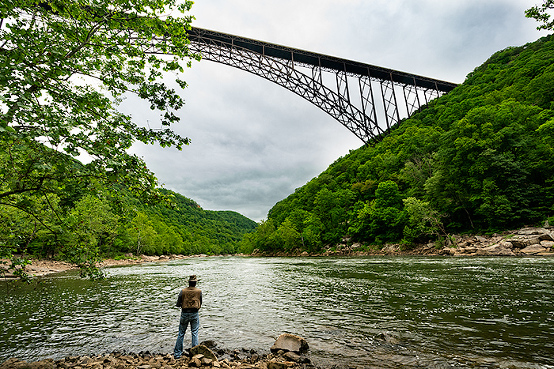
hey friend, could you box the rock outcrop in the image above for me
[449,227,554,256]
[0,336,312,369]
[309,226,554,257]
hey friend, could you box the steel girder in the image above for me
[186,27,458,144]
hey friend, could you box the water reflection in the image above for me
[1,256,554,368]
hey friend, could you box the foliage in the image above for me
[402,197,445,244]
[241,33,554,253]
[526,0,554,31]
[0,0,200,277]
[349,180,406,244]
[1,185,258,280]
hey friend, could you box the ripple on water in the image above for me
[1,256,554,368]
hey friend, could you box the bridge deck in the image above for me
[187,27,458,92]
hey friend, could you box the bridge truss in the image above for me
[186,27,458,144]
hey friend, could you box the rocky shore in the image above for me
[0,335,314,369]
[375,226,553,257]
[2,226,553,280]
[287,226,554,258]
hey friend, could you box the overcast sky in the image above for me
[122,0,549,222]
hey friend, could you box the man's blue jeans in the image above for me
[174,311,199,359]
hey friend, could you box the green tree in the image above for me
[1,0,198,276]
[61,195,119,278]
[402,197,445,244]
[349,180,406,244]
[526,0,554,31]
[275,218,301,251]
[128,211,157,255]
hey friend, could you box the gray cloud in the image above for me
[123,0,548,221]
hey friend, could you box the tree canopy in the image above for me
[1,0,199,277]
[526,0,554,31]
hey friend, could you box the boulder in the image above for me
[267,361,294,369]
[509,236,538,249]
[458,246,478,254]
[189,356,202,367]
[439,248,455,256]
[190,345,218,361]
[520,244,547,255]
[475,242,515,256]
[540,232,554,242]
[540,240,554,249]
[517,227,549,236]
[270,334,309,354]
[201,357,213,366]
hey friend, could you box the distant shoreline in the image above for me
[2,225,553,280]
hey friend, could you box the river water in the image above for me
[1,256,553,368]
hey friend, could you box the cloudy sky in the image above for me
[122,0,549,222]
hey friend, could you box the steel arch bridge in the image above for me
[185,27,458,144]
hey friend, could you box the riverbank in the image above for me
[254,226,554,258]
[0,350,311,369]
[0,254,196,279]
[2,226,553,280]
[1,336,315,369]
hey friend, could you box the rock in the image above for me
[267,361,294,369]
[283,352,310,364]
[376,332,400,344]
[283,352,300,362]
[475,242,515,256]
[0,358,27,369]
[200,340,217,348]
[189,355,203,368]
[190,345,218,361]
[509,236,534,249]
[382,244,398,253]
[540,240,554,249]
[270,334,309,354]
[517,227,548,236]
[438,248,454,255]
[475,236,489,243]
[458,246,478,254]
[520,244,547,255]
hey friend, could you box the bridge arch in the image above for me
[185,27,458,144]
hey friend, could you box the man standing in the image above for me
[174,275,202,359]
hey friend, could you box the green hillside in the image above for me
[1,177,257,275]
[240,34,554,254]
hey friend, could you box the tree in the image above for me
[0,0,198,276]
[349,180,406,244]
[61,195,119,278]
[402,197,445,244]
[128,211,157,255]
[1,0,197,202]
[526,0,554,31]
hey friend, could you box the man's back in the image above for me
[181,286,202,310]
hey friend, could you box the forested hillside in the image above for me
[0,182,256,258]
[240,34,554,254]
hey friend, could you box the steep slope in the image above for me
[243,34,554,253]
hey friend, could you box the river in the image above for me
[1,256,553,368]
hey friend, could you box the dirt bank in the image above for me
[0,254,194,279]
